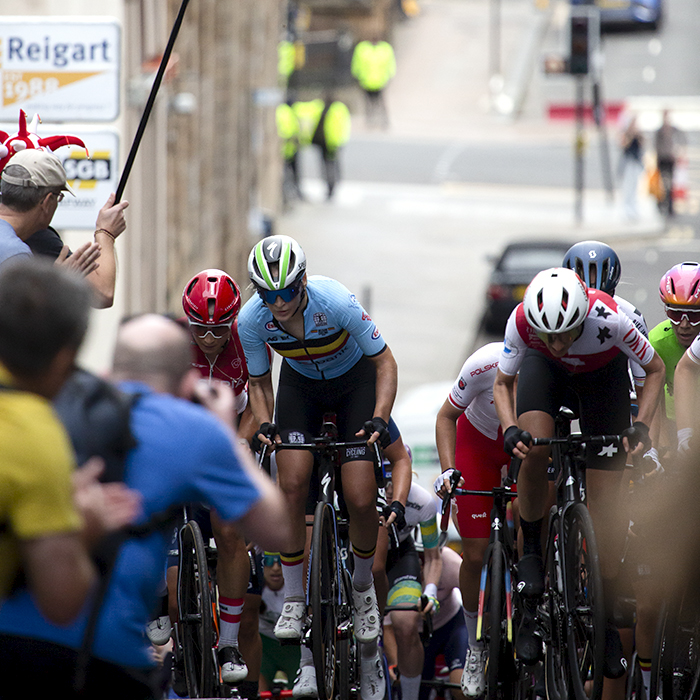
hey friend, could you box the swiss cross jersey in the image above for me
[448,342,501,440]
[238,275,387,380]
[615,294,648,386]
[499,289,655,376]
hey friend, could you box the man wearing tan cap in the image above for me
[0,149,128,308]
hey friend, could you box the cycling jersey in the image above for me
[649,320,687,420]
[615,294,648,387]
[448,342,501,440]
[686,331,700,364]
[238,275,386,380]
[393,482,439,549]
[499,289,655,376]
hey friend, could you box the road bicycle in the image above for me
[438,460,524,700]
[272,414,384,700]
[526,407,621,700]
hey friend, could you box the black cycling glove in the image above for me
[384,501,406,530]
[252,422,277,453]
[503,425,531,457]
[363,416,391,449]
[621,421,650,452]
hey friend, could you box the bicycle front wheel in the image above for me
[544,515,568,700]
[178,520,218,698]
[564,503,605,700]
[310,501,339,700]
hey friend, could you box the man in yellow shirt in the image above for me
[351,36,396,128]
[0,258,139,623]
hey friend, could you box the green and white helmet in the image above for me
[248,235,307,291]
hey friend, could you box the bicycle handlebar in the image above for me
[530,434,621,447]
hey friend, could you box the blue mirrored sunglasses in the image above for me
[256,283,302,305]
[263,553,282,567]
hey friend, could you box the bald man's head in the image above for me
[112,314,193,394]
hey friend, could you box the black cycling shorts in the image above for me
[516,349,631,471]
[275,355,378,463]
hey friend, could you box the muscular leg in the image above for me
[392,610,424,700]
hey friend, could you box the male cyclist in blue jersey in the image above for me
[238,235,399,700]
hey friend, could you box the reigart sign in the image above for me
[0,17,120,122]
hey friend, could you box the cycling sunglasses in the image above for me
[256,281,303,305]
[665,305,700,326]
[263,553,282,567]
[535,328,580,346]
[188,321,232,339]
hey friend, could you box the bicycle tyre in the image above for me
[310,501,339,700]
[625,652,644,700]
[487,541,514,700]
[655,584,700,700]
[544,515,568,700]
[563,503,605,700]
[339,566,359,700]
[178,520,218,698]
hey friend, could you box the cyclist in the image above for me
[238,234,398,699]
[374,456,442,700]
[672,322,700,448]
[493,267,664,676]
[433,341,507,697]
[648,262,700,454]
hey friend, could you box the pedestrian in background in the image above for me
[351,34,396,129]
[655,109,687,217]
[618,114,644,221]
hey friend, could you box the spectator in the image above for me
[276,101,303,201]
[351,35,396,129]
[0,313,291,700]
[619,115,644,220]
[0,258,140,623]
[258,552,301,692]
[0,148,128,307]
[655,109,687,217]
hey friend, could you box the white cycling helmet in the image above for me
[523,267,589,334]
[248,235,306,291]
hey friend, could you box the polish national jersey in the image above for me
[238,275,387,380]
[499,289,655,376]
[190,319,249,415]
[448,342,501,440]
[392,482,439,549]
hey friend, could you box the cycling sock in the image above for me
[520,517,544,558]
[280,549,305,599]
[351,544,376,590]
[638,657,651,698]
[399,674,421,700]
[464,609,482,649]
[218,596,244,647]
[360,639,378,659]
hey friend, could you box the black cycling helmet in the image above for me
[563,241,621,295]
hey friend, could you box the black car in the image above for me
[482,240,575,335]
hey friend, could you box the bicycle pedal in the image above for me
[278,636,302,647]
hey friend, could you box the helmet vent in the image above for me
[600,260,609,290]
[575,259,585,281]
[561,288,569,310]
[207,299,216,321]
[588,262,598,289]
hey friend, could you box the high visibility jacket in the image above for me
[292,100,351,152]
[278,40,295,81]
[351,40,396,91]
[275,103,300,159]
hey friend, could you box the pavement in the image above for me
[278,0,669,399]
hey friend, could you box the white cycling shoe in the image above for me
[360,651,385,700]
[292,664,318,698]
[274,597,306,640]
[146,615,172,646]
[218,645,248,683]
[461,648,487,697]
[352,584,380,643]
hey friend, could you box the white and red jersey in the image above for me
[499,289,655,376]
[615,294,648,387]
[191,320,249,415]
[448,342,501,439]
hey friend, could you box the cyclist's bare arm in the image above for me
[673,350,699,435]
[493,369,530,459]
[248,372,277,444]
[628,351,665,454]
[435,399,462,474]
[421,544,442,613]
[383,435,411,513]
[370,345,398,423]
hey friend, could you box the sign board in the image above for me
[0,17,120,122]
[0,126,123,230]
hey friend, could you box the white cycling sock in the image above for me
[399,674,421,700]
[300,645,314,667]
[218,596,243,648]
[280,550,305,600]
[464,609,483,650]
[351,544,375,590]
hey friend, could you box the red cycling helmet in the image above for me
[659,262,700,306]
[182,269,241,325]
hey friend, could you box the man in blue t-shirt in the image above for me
[0,314,291,700]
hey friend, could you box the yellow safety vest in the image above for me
[351,40,396,91]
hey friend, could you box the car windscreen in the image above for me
[499,248,568,272]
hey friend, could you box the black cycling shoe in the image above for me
[516,603,543,666]
[516,554,545,600]
[603,624,628,679]
[171,654,188,698]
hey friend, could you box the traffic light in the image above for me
[569,15,590,75]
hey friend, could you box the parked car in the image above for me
[481,239,574,335]
[570,0,663,31]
